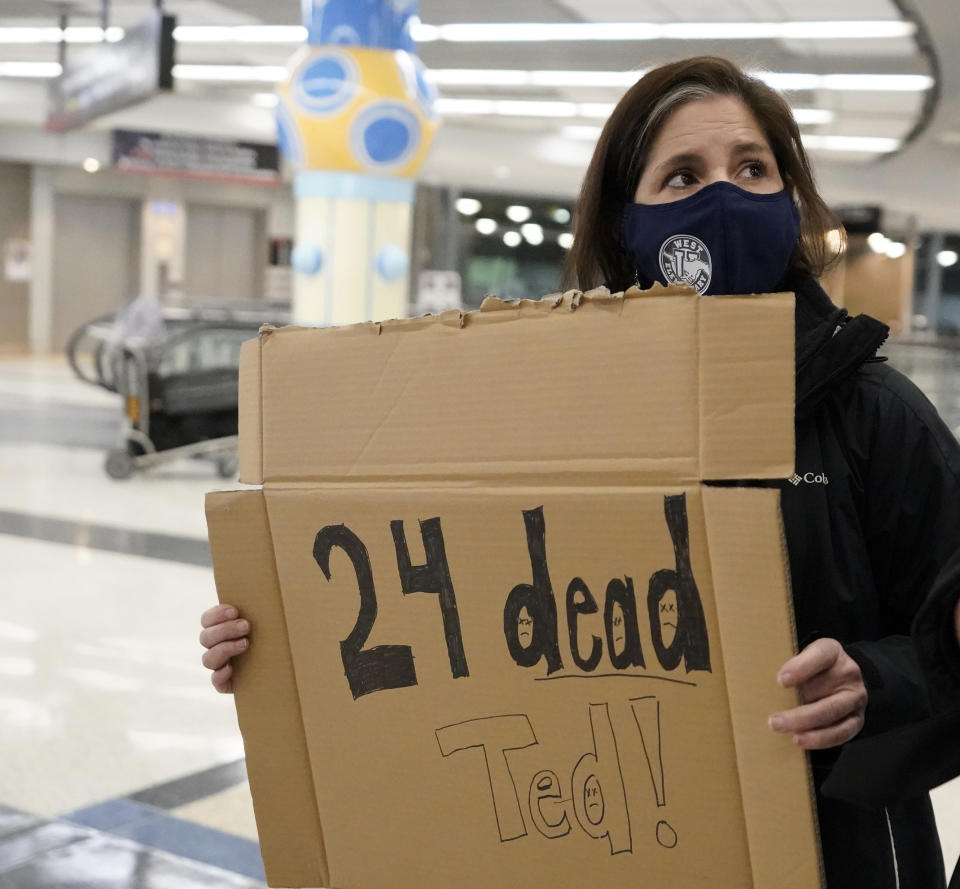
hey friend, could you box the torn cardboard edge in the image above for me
[238,286,796,488]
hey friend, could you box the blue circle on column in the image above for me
[294,51,358,115]
[327,24,361,45]
[350,102,421,169]
[376,246,409,282]
[291,242,324,276]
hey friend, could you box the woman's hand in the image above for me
[768,638,867,749]
[200,604,250,693]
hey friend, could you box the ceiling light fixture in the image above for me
[475,218,498,235]
[0,26,123,44]
[937,250,959,268]
[521,223,544,245]
[801,135,900,153]
[503,231,522,248]
[429,69,932,95]
[792,108,834,125]
[506,205,532,223]
[414,20,915,43]
[0,20,918,47]
[455,197,482,216]
[172,64,287,83]
[0,61,62,78]
[173,25,307,43]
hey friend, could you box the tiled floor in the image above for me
[1,347,959,888]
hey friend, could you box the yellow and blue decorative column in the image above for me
[278,0,437,325]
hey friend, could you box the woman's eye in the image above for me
[742,161,766,178]
[665,170,695,188]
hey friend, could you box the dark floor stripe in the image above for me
[128,760,248,811]
[66,800,265,882]
[0,509,211,567]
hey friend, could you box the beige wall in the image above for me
[0,162,31,353]
[820,235,913,335]
[28,164,293,354]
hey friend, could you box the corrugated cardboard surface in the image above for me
[209,287,821,889]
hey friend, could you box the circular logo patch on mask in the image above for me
[658,234,712,294]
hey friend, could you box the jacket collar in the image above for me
[778,268,890,419]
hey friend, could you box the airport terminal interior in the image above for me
[3,0,960,886]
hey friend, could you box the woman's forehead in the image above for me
[648,95,773,155]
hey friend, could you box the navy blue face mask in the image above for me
[621,180,801,295]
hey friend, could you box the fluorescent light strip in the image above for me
[415,20,915,42]
[0,62,931,101]
[429,69,933,93]
[801,134,900,152]
[435,98,620,118]
[0,20,914,45]
[427,69,642,87]
[0,26,124,44]
[792,108,834,125]
[0,61,62,77]
[443,98,830,125]
[172,64,287,83]
[173,25,307,43]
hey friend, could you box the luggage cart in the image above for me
[103,324,252,480]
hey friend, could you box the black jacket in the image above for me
[776,270,960,889]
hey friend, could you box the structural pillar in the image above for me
[277,0,437,324]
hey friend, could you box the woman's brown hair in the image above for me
[563,56,844,291]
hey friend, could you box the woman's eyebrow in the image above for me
[731,140,771,156]
[650,151,703,175]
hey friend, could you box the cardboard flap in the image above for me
[247,290,794,485]
[699,294,795,480]
[238,339,263,485]
[702,486,823,889]
[205,489,327,887]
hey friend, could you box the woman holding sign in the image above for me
[202,56,960,889]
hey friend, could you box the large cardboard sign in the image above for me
[206,288,823,889]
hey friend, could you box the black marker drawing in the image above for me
[630,695,677,849]
[535,673,697,687]
[503,506,564,674]
[566,578,603,672]
[529,770,572,839]
[604,577,646,670]
[647,494,712,673]
[517,606,535,650]
[313,524,417,699]
[435,714,538,842]
[391,516,469,678]
[571,703,632,854]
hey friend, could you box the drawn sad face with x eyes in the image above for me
[583,774,605,824]
[659,589,678,648]
[517,606,534,648]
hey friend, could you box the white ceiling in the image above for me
[0,0,957,233]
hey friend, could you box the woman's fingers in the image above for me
[769,688,865,735]
[199,618,249,650]
[776,637,842,687]
[211,663,234,694]
[201,603,238,629]
[791,713,866,750]
[201,637,249,671]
